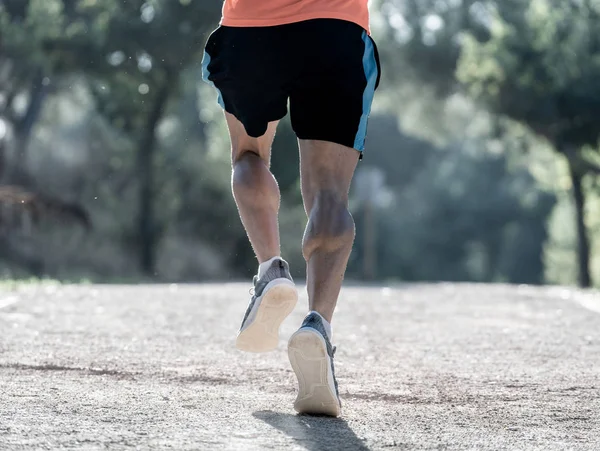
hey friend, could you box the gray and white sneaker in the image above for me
[236,258,298,353]
[288,312,341,417]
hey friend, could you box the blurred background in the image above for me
[0,0,598,287]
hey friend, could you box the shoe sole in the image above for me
[288,328,341,417]
[235,281,298,353]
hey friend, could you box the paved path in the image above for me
[1,283,599,450]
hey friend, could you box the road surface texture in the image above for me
[1,282,599,450]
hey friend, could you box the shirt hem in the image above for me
[221,12,370,35]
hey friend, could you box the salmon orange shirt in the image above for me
[221,0,370,34]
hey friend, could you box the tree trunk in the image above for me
[0,139,6,180]
[137,78,171,276]
[567,160,592,287]
[9,69,48,185]
[363,201,376,280]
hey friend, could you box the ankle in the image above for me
[308,310,333,340]
[257,256,284,278]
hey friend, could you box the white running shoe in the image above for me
[288,312,341,417]
[236,258,298,353]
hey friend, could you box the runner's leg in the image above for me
[227,112,281,264]
[299,140,359,322]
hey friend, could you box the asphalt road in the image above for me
[1,282,599,450]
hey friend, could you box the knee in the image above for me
[232,151,279,206]
[232,151,276,192]
[302,190,355,259]
[232,151,263,188]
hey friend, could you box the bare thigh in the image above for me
[225,112,279,164]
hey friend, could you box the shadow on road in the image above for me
[253,410,370,451]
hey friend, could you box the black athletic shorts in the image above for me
[201,19,381,155]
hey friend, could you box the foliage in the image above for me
[0,0,598,286]
[348,114,555,283]
[456,0,600,286]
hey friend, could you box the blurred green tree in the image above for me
[0,0,66,182]
[375,0,490,96]
[45,0,222,275]
[457,0,600,286]
[349,114,555,284]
